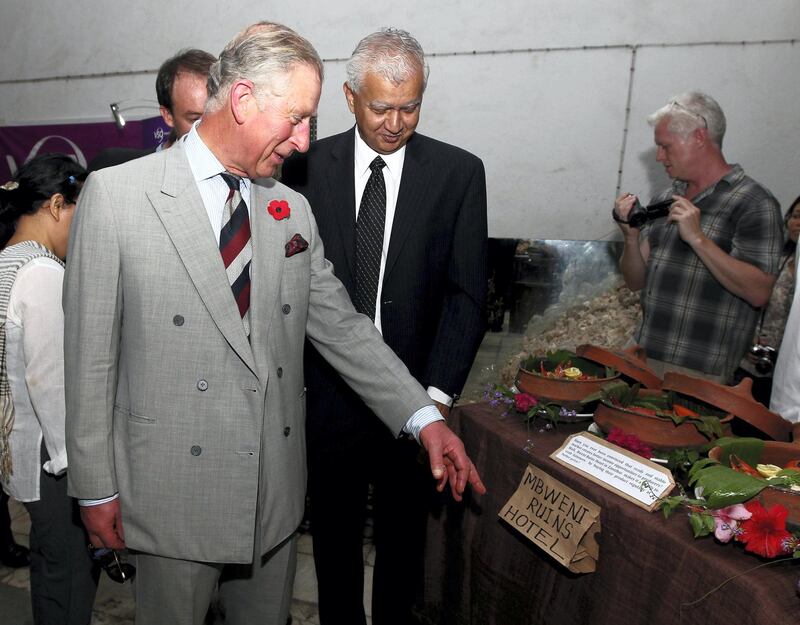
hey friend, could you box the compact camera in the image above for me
[612,198,673,229]
[749,344,778,375]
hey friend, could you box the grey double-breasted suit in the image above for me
[63,139,431,563]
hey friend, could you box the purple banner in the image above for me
[0,116,170,180]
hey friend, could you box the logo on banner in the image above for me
[4,135,87,177]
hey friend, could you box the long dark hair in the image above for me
[0,153,87,248]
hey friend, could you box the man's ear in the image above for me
[230,80,257,125]
[343,82,356,114]
[159,105,175,129]
[692,126,710,147]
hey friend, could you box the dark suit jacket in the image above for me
[282,128,487,445]
[87,147,155,172]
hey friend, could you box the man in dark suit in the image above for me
[282,27,487,625]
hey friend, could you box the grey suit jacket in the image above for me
[63,140,431,563]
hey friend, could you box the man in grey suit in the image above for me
[63,22,484,625]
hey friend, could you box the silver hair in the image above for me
[206,22,324,112]
[345,27,429,93]
[647,91,727,147]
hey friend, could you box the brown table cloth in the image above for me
[419,402,800,625]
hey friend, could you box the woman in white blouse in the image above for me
[0,154,98,624]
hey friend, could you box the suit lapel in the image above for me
[249,179,288,348]
[147,146,257,376]
[385,136,431,280]
[329,132,357,277]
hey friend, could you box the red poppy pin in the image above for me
[267,199,291,220]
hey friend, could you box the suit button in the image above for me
[173,315,184,326]
[197,379,208,391]
[283,427,291,437]
[282,304,291,314]
[190,445,202,456]
[277,367,283,378]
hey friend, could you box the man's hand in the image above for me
[667,195,705,246]
[615,193,651,291]
[80,499,126,550]
[419,420,486,502]
[613,193,640,236]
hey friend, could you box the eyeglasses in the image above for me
[89,546,136,583]
[668,100,708,129]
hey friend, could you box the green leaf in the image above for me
[689,464,768,508]
[689,512,714,538]
[706,438,765,467]
[660,496,685,519]
[688,457,718,482]
[620,382,641,407]
[580,380,629,405]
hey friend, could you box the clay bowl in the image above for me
[709,442,800,529]
[516,358,618,405]
[593,390,734,450]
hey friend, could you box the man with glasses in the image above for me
[614,91,782,382]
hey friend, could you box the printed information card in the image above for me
[550,433,675,511]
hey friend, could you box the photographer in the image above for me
[615,92,783,383]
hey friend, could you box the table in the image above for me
[419,402,800,625]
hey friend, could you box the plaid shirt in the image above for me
[635,164,782,377]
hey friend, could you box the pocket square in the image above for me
[285,233,309,257]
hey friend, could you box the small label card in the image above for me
[550,433,675,512]
[499,463,601,573]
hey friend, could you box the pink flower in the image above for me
[514,393,538,413]
[711,504,752,543]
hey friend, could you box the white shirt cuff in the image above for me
[79,493,120,507]
[426,386,453,407]
[403,404,444,443]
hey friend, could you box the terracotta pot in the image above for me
[593,390,734,450]
[516,367,618,404]
[708,442,800,529]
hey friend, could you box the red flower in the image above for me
[267,200,290,220]
[606,427,653,459]
[737,500,794,558]
[514,393,538,413]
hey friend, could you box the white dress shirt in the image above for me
[353,130,452,408]
[4,258,67,502]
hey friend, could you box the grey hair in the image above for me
[206,21,324,112]
[647,91,727,147]
[345,27,429,93]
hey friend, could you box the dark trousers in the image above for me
[23,449,99,625]
[0,489,15,546]
[309,430,431,625]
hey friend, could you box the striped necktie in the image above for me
[354,156,386,321]
[219,172,252,335]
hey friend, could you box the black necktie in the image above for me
[354,156,386,321]
[219,172,252,335]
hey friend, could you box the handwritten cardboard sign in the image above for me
[550,433,675,511]
[499,463,601,573]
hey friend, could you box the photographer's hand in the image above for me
[667,195,705,246]
[616,193,650,291]
[614,193,640,236]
